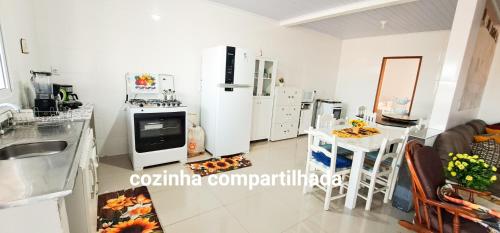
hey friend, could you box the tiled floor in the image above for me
[98,137,413,233]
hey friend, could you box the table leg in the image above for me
[345,150,366,209]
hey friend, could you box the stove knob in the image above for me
[162,103,166,107]
[157,103,161,107]
[167,103,171,107]
[177,103,181,106]
[139,103,144,107]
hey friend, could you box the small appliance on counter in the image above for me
[31,71,58,116]
[53,84,83,109]
[298,90,316,135]
[311,99,343,127]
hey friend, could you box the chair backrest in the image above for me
[315,113,338,129]
[363,112,377,123]
[405,141,446,201]
[307,127,339,172]
[393,126,419,168]
[370,137,405,174]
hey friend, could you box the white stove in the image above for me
[126,98,187,171]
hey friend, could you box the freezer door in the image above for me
[214,86,253,156]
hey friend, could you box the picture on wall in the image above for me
[459,8,497,110]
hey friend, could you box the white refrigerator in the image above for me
[200,46,254,157]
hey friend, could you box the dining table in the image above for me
[308,124,407,209]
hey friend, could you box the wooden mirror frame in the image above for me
[373,56,423,115]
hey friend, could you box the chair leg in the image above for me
[365,176,376,211]
[339,175,345,194]
[384,173,394,203]
[303,162,311,194]
[324,175,333,211]
[388,168,399,200]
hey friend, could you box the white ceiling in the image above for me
[209,0,459,39]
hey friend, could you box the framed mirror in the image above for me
[373,56,422,115]
[0,24,11,94]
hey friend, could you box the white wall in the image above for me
[32,0,342,156]
[478,41,500,124]
[0,0,40,107]
[428,0,487,130]
[335,30,450,119]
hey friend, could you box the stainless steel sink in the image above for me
[0,141,68,160]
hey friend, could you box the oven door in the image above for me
[134,112,186,153]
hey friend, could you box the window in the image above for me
[0,24,10,91]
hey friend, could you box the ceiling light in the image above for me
[151,14,161,21]
[380,20,387,29]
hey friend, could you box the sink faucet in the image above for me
[0,103,21,135]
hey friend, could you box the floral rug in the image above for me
[186,154,252,176]
[97,186,163,233]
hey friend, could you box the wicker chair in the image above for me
[399,141,491,233]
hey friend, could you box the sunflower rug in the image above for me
[97,186,163,233]
[186,154,252,177]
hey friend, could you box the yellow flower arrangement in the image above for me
[348,119,367,128]
[446,153,497,191]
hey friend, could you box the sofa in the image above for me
[433,119,499,196]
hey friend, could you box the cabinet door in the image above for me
[251,100,261,140]
[257,98,273,139]
[251,98,273,140]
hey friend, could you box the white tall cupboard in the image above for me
[251,58,277,141]
[270,87,302,141]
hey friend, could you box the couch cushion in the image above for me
[474,134,500,144]
[466,119,487,134]
[413,146,446,200]
[486,127,500,135]
[488,123,500,130]
[434,131,472,163]
[450,125,476,145]
[471,140,500,169]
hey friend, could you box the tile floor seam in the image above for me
[221,205,251,233]
[160,205,223,228]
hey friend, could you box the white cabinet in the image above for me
[270,87,302,141]
[65,127,98,233]
[253,58,277,97]
[251,97,273,141]
[251,57,277,141]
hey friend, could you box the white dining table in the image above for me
[309,124,406,209]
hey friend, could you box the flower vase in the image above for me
[352,126,360,134]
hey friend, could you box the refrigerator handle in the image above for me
[218,84,252,88]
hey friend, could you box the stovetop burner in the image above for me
[129,98,183,108]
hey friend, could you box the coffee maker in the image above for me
[31,71,58,116]
[53,84,82,109]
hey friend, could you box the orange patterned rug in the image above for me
[186,154,252,177]
[97,186,163,233]
[332,127,380,138]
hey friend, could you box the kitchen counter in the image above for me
[0,120,88,209]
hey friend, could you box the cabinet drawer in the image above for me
[274,106,300,122]
[271,122,298,141]
[275,90,301,106]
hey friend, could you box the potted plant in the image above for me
[446,153,497,191]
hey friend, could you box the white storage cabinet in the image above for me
[270,87,302,141]
[250,57,277,141]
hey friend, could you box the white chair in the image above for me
[303,127,351,210]
[387,126,418,200]
[315,113,338,129]
[357,137,405,211]
[362,112,377,123]
[316,114,353,157]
